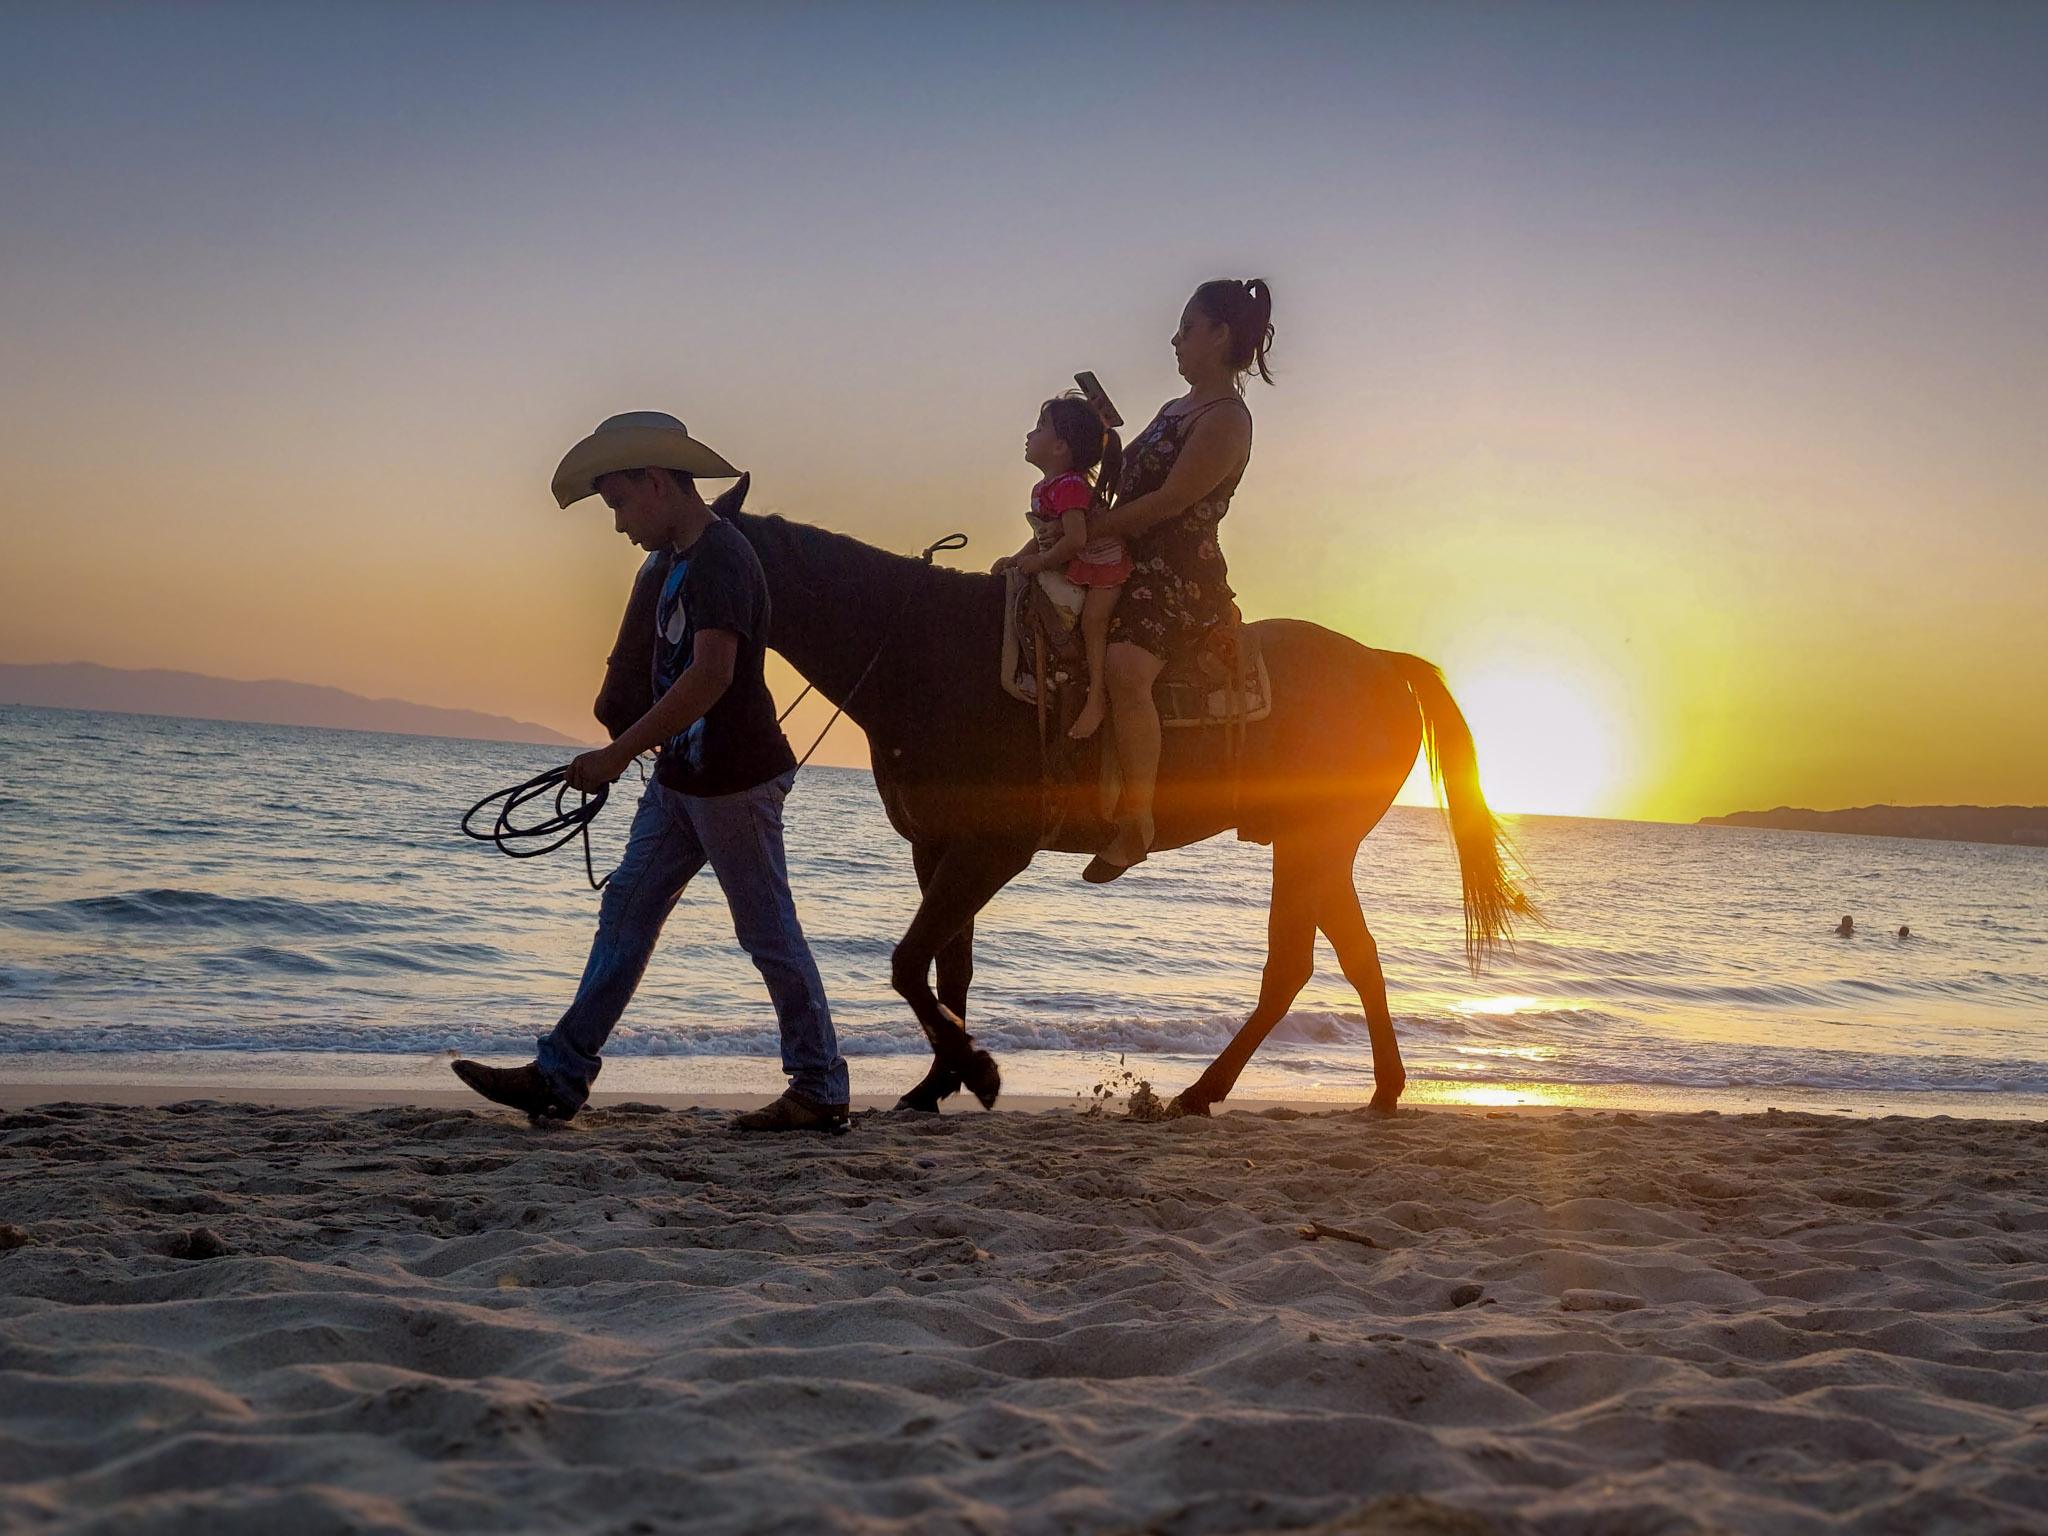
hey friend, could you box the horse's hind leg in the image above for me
[1172,836,1328,1116]
[892,838,1033,1111]
[1316,856,1405,1113]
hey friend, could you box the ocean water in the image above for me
[2,705,2045,1116]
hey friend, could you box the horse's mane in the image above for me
[730,510,994,610]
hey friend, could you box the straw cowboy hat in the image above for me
[551,411,742,509]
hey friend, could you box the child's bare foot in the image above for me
[1068,695,1106,739]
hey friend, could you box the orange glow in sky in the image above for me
[2,8,2044,824]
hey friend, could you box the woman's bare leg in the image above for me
[1099,640,1163,867]
[1068,588,1120,739]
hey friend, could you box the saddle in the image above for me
[999,570,1272,728]
[1000,571,1271,848]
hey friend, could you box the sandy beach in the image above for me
[0,1092,2043,1534]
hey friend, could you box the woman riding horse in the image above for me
[1086,278,1275,882]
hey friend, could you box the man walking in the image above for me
[453,412,849,1130]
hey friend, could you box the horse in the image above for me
[595,480,1532,1116]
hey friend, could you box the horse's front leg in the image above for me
[891,837,1033,1111]
[895,917,977,1113]
[909,841,981,1018]
[897,843,975,1112]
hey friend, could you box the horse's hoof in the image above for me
[1366,1090,1402,1116]
[895,1066,961,1115]
[1168,1092,1214,1118]
[961,1049,1001,1110]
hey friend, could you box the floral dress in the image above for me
[1107,397,1251,660]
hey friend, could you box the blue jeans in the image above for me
[535,772,848,1110]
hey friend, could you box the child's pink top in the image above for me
[1026,472,1093,553]
[1026,471,1128,576]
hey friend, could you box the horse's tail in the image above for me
[1385,652,1537,971]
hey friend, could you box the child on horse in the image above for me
[991,393,1126,739]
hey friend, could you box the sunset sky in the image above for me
[3,3,2043,822]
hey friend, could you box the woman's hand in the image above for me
[565,744,632,794]
[1093,403,1250,542]
[990,554,1017,575]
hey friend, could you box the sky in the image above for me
[2,1,2044,821]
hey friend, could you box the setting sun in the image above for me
[1401,665,1626,817]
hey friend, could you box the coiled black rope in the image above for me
[460,765,622,890]
[462,531,969,891]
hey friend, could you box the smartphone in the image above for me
[1073,371,1123,430]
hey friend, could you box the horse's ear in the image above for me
[710,472,751,518]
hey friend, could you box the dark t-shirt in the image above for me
[650,518,796,797]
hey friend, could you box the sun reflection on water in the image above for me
[1451,995,1545,1017]
[1450,1044,1559,1062]
[1401,1080,1591,1110]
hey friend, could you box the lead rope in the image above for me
[459,761,636,891]
[462,532,969,888]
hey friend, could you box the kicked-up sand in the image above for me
[2,1092,2046,1535]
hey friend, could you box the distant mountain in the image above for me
[0,662,585,748]
[1701,804,2048,848]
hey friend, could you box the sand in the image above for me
[2,1092,2045,1535]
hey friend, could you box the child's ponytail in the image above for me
[1093,426,1123,512]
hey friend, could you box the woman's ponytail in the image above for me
[1242,278,1275,385]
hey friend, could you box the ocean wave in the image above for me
[0,1008,1380,1060]
[1529,971,2048,1012]
[0,887,408,938]
[0,1019,911,1059]
[4,1009,2044,1097]
[199,945,338,977]
[1406,1048,2048,1097]
[0,992,1695,1064]
[328,941,510,973]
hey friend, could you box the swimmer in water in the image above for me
[1897,924,1911,939]
[1836,915,1855,937]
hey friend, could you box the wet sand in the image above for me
[2,1091,2045,1534]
